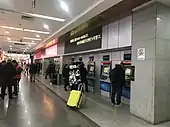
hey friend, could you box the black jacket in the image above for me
[29,63,37,74]
[110,65,125,85]
[63,67,69,79]
[1,63,16,86]
[46,63,56,74]
[80,66,88,81]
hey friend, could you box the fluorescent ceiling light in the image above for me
[23,37,42,41]
[44,24,49,30]
[36,35,40,38]
[0,25,50,35]
[24,29,50,34]
[7,37,11,41]
[60,1,69,12]
[24,13,65,22]
[5,31,9,34]
[7,40,36,45]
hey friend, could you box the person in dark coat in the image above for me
[29,62,37,82]
[12,60,22,96]
[63,64,69,91]
[1,59,16,100]
[79,63,89,92]
[110,63,125,105]
[45,61,56,79]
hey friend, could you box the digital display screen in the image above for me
[103,67,110,74]
[65,27,102,53]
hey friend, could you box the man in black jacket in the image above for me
[110,63,125,105]
[80,63,89,92]
[29,62,37,82]
[63,64,69,91]
[1,59,16,100]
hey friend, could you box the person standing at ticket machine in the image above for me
[110,62,125,106]
[80,63,88,92]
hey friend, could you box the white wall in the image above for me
[102,16,132,49]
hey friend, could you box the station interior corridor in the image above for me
[0,75,96,127]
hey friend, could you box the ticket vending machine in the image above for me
[100,56,112,97]
[87,56,95,92]
[122,54,135,99]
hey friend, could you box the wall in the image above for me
[102,16,132,49]
[131,4,156,123]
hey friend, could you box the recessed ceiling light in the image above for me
[60,0,69,12]
[5,31,9,34]
[9,45,12,47]
[10,47,12,50]
[23,13,65,22]
[23,37,41,41]
[28,44,31,47]
[44,24,49,30]
[32,40,35,43]
[0,25,50,35]
[36,35,40,38]
[7,37,11,41]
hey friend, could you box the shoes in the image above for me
[13,94,18,98]
[64,88,68,91]
[9,97,13,100]
[33,80,35,82]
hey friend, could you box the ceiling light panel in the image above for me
[0,25,50,34]
[23,13,65,22]
[23,37,42,41]
[59,0,69,12]
[7,40,36,45]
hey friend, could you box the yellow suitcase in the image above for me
[67,90,83,108]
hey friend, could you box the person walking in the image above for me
[29,62,37,82]
[110,63,125,106]
[79,63,89,92]
[1,59,16,100]
[12,60,22,96]
[63,64,69,91]
[45,61,56,79]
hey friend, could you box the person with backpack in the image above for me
[110,62,125,106]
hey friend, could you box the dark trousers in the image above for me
[30,74,35,82]
[1,85,12,99]
[82,79,89,92]
[13,79,20,95]
[111,84,123,105]
[45,73,52,79]
[64,78,69,89]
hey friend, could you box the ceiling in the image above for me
[0,0,124,53]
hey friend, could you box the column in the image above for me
[131,2,170,124]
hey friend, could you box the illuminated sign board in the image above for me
[45,38,58,48]
[65,27,102,53]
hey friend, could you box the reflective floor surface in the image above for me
[0,75,97,127]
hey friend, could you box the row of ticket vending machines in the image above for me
[86,55,135,99]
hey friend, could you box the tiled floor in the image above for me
[36,74,170,127]
[0,75,96,127]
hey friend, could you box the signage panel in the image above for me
[65,27,102,53]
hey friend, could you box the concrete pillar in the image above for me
[131,2,170,124]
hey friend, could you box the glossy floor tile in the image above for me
[0,76,97,127]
